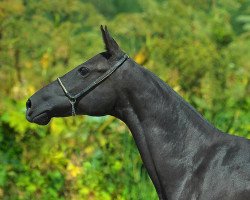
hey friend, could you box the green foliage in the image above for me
[0,0,249,199]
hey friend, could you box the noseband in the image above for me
[57,54,129,116]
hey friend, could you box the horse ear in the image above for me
[100,25,123,57]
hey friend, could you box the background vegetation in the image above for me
[0,0,249,199]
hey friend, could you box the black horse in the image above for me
[26,26,250,200]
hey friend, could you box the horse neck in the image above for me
[113,63,221,198]
[115,63,219,147]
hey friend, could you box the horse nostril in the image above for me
[26,99,32,109]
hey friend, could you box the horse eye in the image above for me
[78,67,89,77]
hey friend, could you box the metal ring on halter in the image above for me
[57,54,129,116]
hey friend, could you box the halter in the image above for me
[57,54,129,116]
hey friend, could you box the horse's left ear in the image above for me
[100,25,123,57]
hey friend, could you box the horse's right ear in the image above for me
[100,25,123,57]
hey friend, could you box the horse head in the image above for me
[26,26,130,125]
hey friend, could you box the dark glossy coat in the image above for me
[26,26,250,200]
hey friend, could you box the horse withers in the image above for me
[26,26,250,200]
